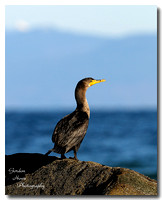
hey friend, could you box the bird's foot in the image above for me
[61,154,66,159]
[69,157,78,160]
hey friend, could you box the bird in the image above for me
[45,77,106,160]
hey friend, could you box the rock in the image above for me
[5,153,157,195]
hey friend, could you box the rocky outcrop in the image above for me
[5,153,157,195]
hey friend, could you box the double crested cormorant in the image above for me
[45,77,106,160]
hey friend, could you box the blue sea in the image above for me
[5,110,157,180]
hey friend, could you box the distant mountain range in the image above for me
[5,29,157,110]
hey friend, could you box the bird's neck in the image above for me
[75,88,90,117]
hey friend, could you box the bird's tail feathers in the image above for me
[45,145,65,155]
[44,148,54,156]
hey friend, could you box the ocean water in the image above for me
[5,110,157,180]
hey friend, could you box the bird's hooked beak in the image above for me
[89,79,106,87]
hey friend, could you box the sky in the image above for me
[5,5,157,110]
[5,5,157,37]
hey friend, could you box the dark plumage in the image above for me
[45,77,105,160]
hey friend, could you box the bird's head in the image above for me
[88,78,106,87]
[77,77,106,89]
[75,77,106,109]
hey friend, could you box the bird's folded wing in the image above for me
[52,111,89,148]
